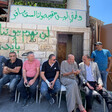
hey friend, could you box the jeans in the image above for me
[100,71,108,88]
[17,77,39,99]
[0,64,3,78]
[0,56,7,78]
[40,78,61,100]
[0,74,21,97]
[84,82,112,112]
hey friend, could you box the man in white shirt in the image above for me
[79,55,112,112]
[86,64,95,82]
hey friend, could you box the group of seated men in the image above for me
[0,51,112,112]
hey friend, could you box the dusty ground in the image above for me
[0,88,109,112]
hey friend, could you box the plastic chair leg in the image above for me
[58,91,62,108]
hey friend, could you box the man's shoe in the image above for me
[21,99,28,107]
[52,93,56,101]
[95,95,102,104]
[49,98,55,105]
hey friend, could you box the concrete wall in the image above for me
[67,0,86,10]
[0,22,91,64]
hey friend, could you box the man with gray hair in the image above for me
[17,51,40,106]
[60,54,86,112]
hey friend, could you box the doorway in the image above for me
[57,33,83,64]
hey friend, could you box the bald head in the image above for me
[67,54,75,64]
[68,54,74,59]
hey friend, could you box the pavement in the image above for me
[0,88,110,112]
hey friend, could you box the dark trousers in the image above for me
[84,81,112,112]
[0,74,21,97]
[17,77,39,99]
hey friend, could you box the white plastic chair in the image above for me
[5,82,18,102]
[17,85,39,103]
[58,84,66,108]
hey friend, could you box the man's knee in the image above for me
[9,79,19,91]
[86,93,92,98]
[85,89,92,98]
[72,80,78,87]
[0,79,3,86]
[17,81,24,91]
[40,86,48,96]
[55,86,60,93]
[101,88,109,97]
[0,78,5,88]
[9,83,16,91]
[54,80,61,92]
[40,80,48,95]
[30,85,37,93]
[54,84,61,93]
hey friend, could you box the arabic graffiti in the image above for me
[11,8,82,23]
[0,23,50,53]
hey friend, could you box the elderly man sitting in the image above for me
[60,54,86,112]
[79,55,112,112]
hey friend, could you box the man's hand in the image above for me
[71,69,75,74]
[50,80,55,89]
[24,78,28,85]
[3,67,10,74]
[72,69,77,74]
[72,69,80,75]
[45,80,51,88]
[96,84,102,91]
[87,83,94,90]
[5,67,16,72]
[4,67,9,71]
[106,68,110,72]
[76,70,80,75]
[28,79,35,86]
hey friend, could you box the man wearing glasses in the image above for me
[40,54,61,105]
[0,52,22,101]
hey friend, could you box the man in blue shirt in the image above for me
[91,42,112,88]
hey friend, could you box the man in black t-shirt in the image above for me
[0,52,22,101]
[40,54,61,105]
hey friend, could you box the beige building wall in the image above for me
[0,22,91,65]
